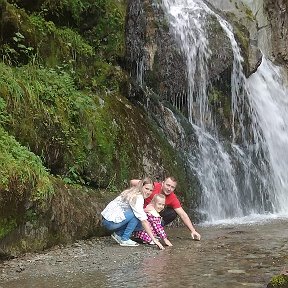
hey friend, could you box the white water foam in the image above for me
[202,212,288,226]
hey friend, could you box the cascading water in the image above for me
[161,0,288,222]
[247,58,288,214]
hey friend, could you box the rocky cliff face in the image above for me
[206,0,264,72]
[264,0,288,67]
[125,0,263,166]
[125,0,240,136]
[208,0,288,69]
[125,0,188,110]
[125,0,288,149]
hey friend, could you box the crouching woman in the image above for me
[101,178,164,249]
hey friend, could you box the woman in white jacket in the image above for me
[101,178,164,249]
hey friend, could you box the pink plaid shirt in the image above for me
[134,212,167,243]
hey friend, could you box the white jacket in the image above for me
[101,195,147,223]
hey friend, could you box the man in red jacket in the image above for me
[130,176,201,240]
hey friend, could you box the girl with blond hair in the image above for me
[101,178,164,249]
[134,194,173,246]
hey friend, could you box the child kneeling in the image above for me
[134,194,173,247]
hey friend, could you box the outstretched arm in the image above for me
[149,215,172,246]
[174,207,201,240]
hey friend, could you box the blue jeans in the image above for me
[102,209,142,241]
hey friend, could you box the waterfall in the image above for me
[248,58,288,213]
[161,0,288,222]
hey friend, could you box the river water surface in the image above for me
[1,218,287,288]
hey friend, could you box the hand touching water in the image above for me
[191,230,201,241]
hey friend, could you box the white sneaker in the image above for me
[111,232,121,244]
[120,239,139,247]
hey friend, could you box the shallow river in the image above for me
[1,218,287,288]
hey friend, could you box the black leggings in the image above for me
[160,207,177,226]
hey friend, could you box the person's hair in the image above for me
[164,176,177,183]
[151,193,166,205]
[121,177,153,204]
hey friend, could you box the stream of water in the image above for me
[1,219,287,288]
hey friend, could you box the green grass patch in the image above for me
[0,125,53,199]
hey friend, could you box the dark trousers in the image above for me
[160,207,177,226]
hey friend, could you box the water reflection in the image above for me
[106,221,288,288]
[1,271,107,288]
[137,252,172,287]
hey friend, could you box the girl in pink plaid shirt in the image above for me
[134,194,173,246]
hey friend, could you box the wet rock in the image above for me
[125,0,235,112]
[264,0,288,68]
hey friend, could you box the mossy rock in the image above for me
[0,178,112,258]
[267,275,288,288]
[0,125,53,240]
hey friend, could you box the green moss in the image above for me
[1,0,125,76]
[233,25,249,53]
[57,28,94,57]
[0,217,17,238]
[208,87,230,114]
[0,61,131,188]
[269,275,288,288]
[0,124,53,239]
[83,0,126,61]
[209,88,222,104]
[0,125,53,200]
[28,14,57,36]
[29,14,94,58]
[0,63,87,177]
[38,0,126,61]
[0,97,10,124]
[244,7,255,21]
[90,61,127,92]
[81,94,135,187]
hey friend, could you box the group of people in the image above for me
[101,176,201,250]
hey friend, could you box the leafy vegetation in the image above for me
[0,0,129,241]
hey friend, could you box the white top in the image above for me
[101,195,148,223]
